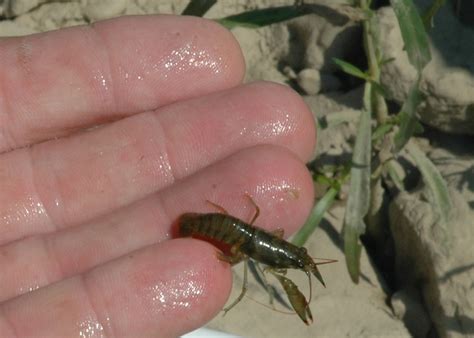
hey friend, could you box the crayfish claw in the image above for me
[272,273,313,325]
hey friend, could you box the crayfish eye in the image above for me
[296,247,309,266]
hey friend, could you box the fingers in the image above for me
[0,145,314,302]
[0,15,244,152]
[0,82,315,244]
[0,239,232,337]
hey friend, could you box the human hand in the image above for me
[0,15,316,337]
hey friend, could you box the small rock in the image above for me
[297,68,321,95]
[81,0,127,22]
[282,66,297,80]
[297,69,342,95]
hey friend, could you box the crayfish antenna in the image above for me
[310,257,338,287]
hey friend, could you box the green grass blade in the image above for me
[372,121,393,142]
[344,221,363,283]
[390,0,432,71]
[181,0,217,16]
[343,87,372,284]
[394,77,424,151]
[387,160,405,191]
[292,186,339,247]
[333,58,369,81]
[406,141,452,225]
[216,5,309,29]
[215,3,351,30]
[370,81,388,98]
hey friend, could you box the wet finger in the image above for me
[0,82,315,244]
[0,145,314,302]
[0,239,231,338]
[0,15,244,152]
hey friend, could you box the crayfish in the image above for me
[178,195,335,325]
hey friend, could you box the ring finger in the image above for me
[0,145,314,302]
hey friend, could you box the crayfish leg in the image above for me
[244,193,260,225]
[253,262,276,307]
[264,267,287,275]
[223,259,249,316]
[271,228,285,238]
[205,200,229,214]
[216,246,246,266]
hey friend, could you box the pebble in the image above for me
[81,0,127,21]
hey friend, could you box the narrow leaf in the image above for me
[370,81,388,98]
[314,173,333,186]
[344,225,363,282]
[406,141,452,225]
[292,186,339,247]
[216,6,309,29]
[333,58,369,81]
[343,93,372,283]
[215,4,351,30]
[380,57,396,66]
[387,160,405,191]
[182,0,217,16]
[372,122,393,142]
[394,77,423,151]
[390,0,432,71]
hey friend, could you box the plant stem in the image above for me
[360,0,388,124]
[359,0,388,246]
[422,0,446,28]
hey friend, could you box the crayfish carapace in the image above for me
[178,195,335,325]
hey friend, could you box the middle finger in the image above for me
[0,82,315,245]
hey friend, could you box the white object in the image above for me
[182,327,243,338]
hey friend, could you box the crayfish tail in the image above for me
[177,213,201,237]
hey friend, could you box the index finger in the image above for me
[0,15,245,152]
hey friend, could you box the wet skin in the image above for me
[0,15,316,337]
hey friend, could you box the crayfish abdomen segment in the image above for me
[178,213,254,246]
